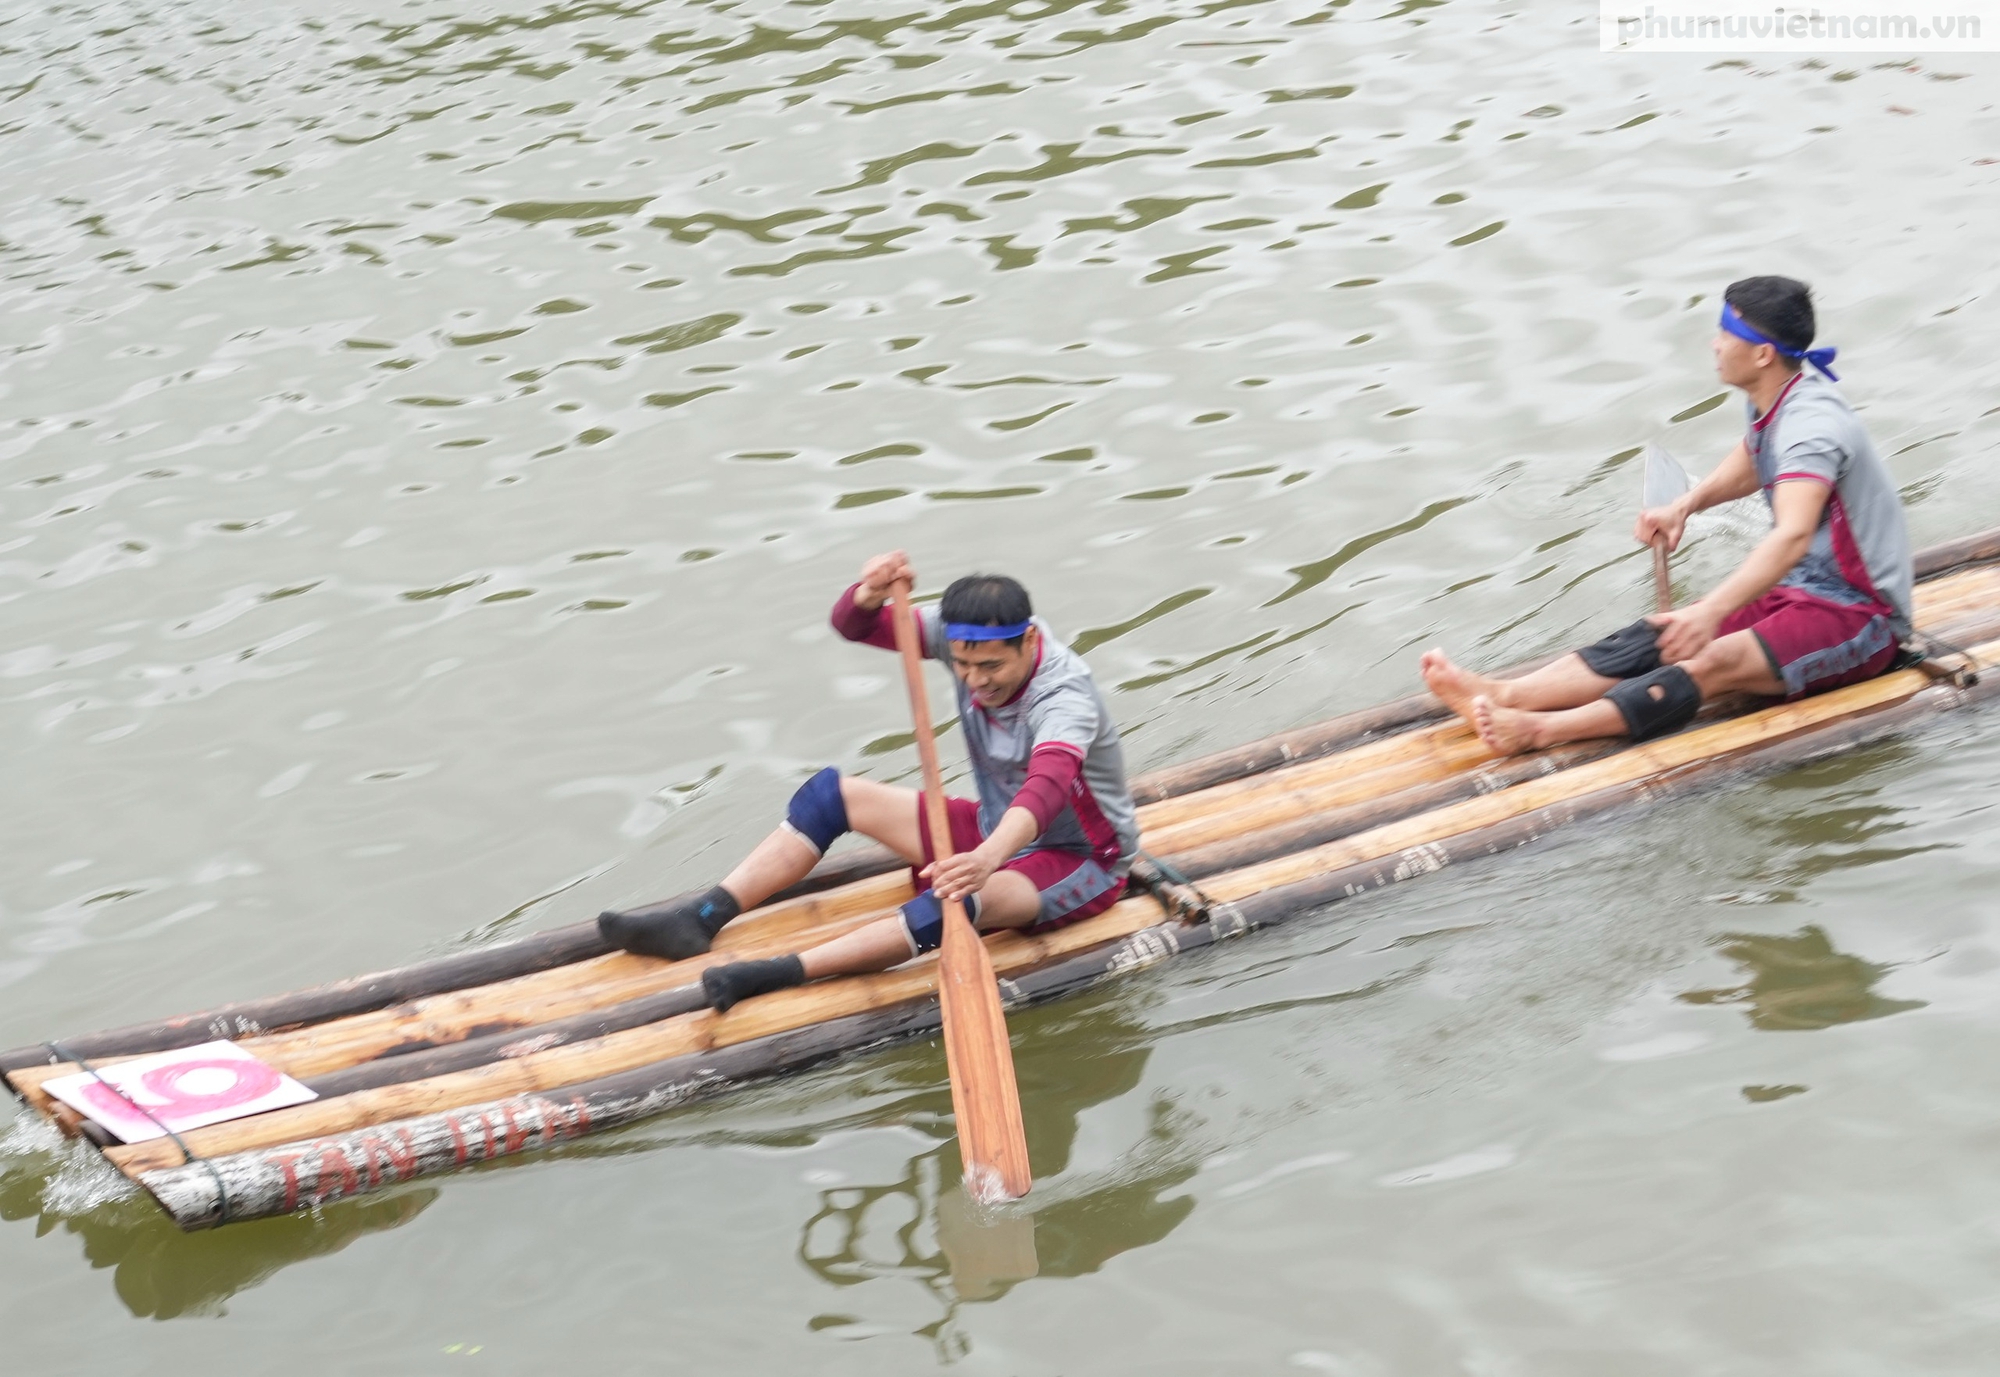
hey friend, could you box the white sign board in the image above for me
[43,1041,317,1144]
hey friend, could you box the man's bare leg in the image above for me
[712,829,819,910]
[1421,649,1620,724]
[1470,630,1783,757]
[1470,696,1628,755]
[601,774,928,960]
[715,775,925,910]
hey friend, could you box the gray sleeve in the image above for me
[1771,415,1844,488]
[919,605,947,662]
[1027,684,1101,754]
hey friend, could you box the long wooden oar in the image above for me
[887,578,1033,1203]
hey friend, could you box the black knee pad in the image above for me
[1604,664,1701,741]
[1577,620,1665,679]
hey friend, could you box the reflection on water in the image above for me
[0,1112,435,1319]
[1680,926,1925,1033]
[799,1004,1195,1353]
[1740,747,1953,892]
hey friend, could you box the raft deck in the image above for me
[7,526,2000,1229]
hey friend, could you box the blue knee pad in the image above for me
[900,890,981,955]
[783,766,849,855]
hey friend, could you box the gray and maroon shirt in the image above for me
[831,588,1140,873]
[1745,371,1914,636]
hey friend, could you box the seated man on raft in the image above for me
[1422,274,1913,756]
[598,551,1140,1011]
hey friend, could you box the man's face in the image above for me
[1712,328,1767,389]
[948,627,1040,708]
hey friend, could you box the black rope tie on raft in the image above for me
[46,1041,232,1226]
[1131,851,1217,923]
[1904,630,1983,689]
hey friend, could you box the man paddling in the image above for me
[1422,275,1913,755]
[599,552,1139,1010]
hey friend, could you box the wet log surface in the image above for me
[135,651,2000,1228]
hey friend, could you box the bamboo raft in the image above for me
[7,525,2000,1229]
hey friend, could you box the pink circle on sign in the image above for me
[137,1057,282,1117]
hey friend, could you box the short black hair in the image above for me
[940,574,1032,647]
[1725,275,1816,358]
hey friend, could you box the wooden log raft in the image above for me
[134,651,2000,1228]
[10,555,1997,1082]
[27,568,2000,1129]
[8,528,2000,1228]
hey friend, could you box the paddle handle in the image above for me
[1651,537,1673,614]
[886,581,1033,1203]
[887,582,960,881]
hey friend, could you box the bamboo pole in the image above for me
[1914,527,2000,579]
[1139,728,1493,852]
[1157,740,1624,879]
[1127,690,1457,806]
[131,640,2000,1229]
[1134,716,1474,831]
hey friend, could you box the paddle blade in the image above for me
[937,905,1033,1203]
[1642,442,1692,510]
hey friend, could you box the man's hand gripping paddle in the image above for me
[888,579,1033,1203]
[1643,443,1693,613]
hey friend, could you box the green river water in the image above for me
[4,0,2000,1370]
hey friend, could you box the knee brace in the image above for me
[1604,664,1701,741]
[783,766,849,855]
[1577,620,1665,679]
[899,890,981,955]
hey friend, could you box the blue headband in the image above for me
[1720,301,1839,381]
[944,620,1032,642]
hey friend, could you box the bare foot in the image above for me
[1421,648,1505,724]
[1471,695,1544,757]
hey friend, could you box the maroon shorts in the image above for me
[1719,586,1899,699]
[915,793,1127,932]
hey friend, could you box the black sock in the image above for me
[689,885,741,938]
[598,885,742,960]
[702,955,807,1013]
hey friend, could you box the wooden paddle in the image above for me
[1650,540,1673,613]
[887,578,1033,1203]
[1643,443,1692,615]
